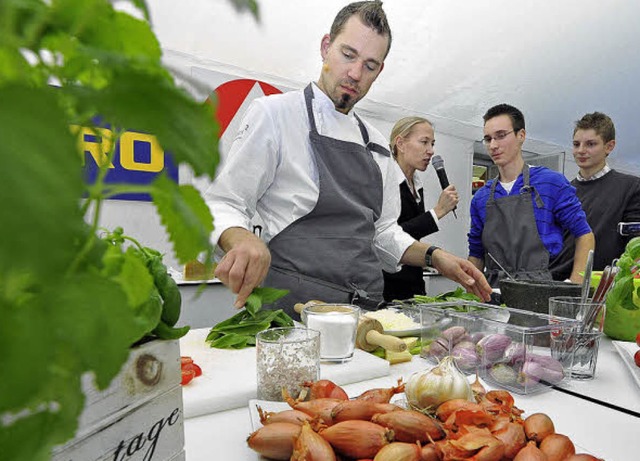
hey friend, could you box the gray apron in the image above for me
[264,84,391,318]
[482,164,553,287]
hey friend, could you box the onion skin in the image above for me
[513,441,548,461]
[436,399,485,422]
[371,409,446,443]
[523,413,555,444]
[291,421,337,461]
[372,441,421,461]
[303,379,349,400]
[257,406,314,426]
[246,422,300,460]
[539,433,575,461]
[492,422,527,459]
[438,432,505,461]
[320,420,393,459]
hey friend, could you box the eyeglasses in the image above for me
[482,130,514,145]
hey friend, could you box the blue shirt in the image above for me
[468,166,592,259]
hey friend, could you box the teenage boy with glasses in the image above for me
[467,104,594,287]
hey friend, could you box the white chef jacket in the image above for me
[205,83,415,272]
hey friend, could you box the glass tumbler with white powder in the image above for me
[301,304,360,362]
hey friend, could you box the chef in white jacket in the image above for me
[206,1,491,317]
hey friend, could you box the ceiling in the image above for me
[147,0,640,175]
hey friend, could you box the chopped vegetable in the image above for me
[180,356,202,385]
[363,309,420,331]
[384,349,413,364]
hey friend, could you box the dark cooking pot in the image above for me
[499,279,583,315]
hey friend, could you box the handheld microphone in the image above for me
[431,155,457,219]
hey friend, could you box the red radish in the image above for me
[634,350,640,368]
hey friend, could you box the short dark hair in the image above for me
[330,1,392,58]
[483,103,525,132]
[574,112,615,143]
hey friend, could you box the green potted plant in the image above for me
[0,1,256,459]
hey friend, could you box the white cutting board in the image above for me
[179,328,390,419]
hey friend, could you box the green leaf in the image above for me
[71,69,219,177]
[47,274,141,389]
[272,309,295,327]
[0,46,32,84]
[208,333,252,349]
[245,292,262,316]
[228,0,260,19]
[207,309,251,334]
[113,247,155,309]
[0,85,85,279]
[128,0,151,22]
[151,174,214,264]
[208,321,272,337]
[252,286,290,304]
[0,296,55,414]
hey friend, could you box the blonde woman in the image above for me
[383,116,459,301]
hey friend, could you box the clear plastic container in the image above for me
[416,301,581,394]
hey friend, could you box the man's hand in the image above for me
[214,227,271,308]
[433,185,459,219]
[433,249,492,301]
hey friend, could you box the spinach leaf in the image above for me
[206,286,292,349]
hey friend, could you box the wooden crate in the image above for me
[75,339,181,438]
[167,450,186,461]
[52,385,184,461]
[52,339,184,461]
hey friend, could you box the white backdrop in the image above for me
[105,0,639,267]
[146,0,640,174]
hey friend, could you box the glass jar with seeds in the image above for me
[256,327,320,401]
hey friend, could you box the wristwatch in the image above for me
[424,245,441,268]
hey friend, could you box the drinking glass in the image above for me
[256,327,320,401]
[549,296,604,380]
[301,304,360,362]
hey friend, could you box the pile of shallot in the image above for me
[247,378,602,461]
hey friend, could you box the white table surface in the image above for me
[182,337,640,461]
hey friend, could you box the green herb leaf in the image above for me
[74,69,219,178]
[0,85,85,280]
[151,174,215,264]
[208,333,252,349]
[245,292,262,316]
[252,286,290,304]
[206,288,294,349]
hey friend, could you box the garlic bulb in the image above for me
[405,356,473,412]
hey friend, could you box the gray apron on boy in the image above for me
[482,164,553,287]
[264,84,390,318]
